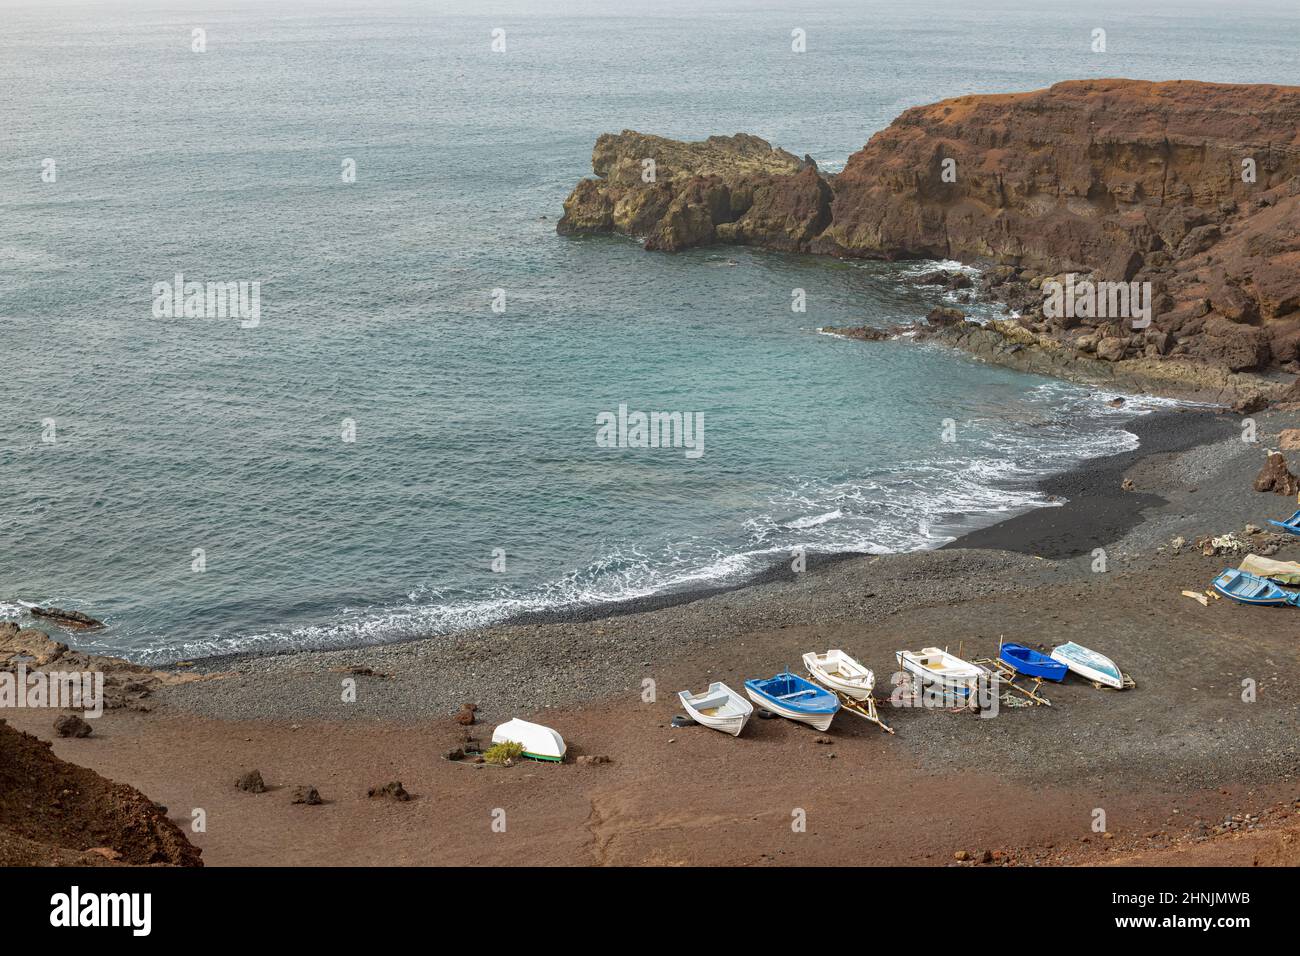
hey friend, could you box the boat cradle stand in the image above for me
[809,682,895,735]
[973,658,1052,707]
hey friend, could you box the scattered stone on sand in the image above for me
[235,770,266,793]
[446,747,466,761]
[27,606,104,629]
[367,781,411,801]
[1279,429,1300,451]
[454,702,478,726]
[814,736,833,745]
[954,849,970,861]
[1253,451,1300,496]
[291,786,322,805]
[576,755,611,765]
[1170,536,1186,550]
[1121,478,1136,491]
[53,715,92,738]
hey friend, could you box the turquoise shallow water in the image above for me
[3,0,1298,661]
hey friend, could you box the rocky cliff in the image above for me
[558,80,1300,396]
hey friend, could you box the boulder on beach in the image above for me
[236,770,266,793]
[53,715,92,738]
[367,781,412,801]
[1253,452,1300,496]
[291,786,322,805]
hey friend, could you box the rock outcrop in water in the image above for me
[559,80,1300,399]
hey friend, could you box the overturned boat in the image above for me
[1050,642,1124,689]
[491,718,567,762]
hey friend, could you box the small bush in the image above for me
[484,740,525,765]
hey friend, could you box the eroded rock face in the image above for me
[559,80,1300,383]
[558,130,826,252]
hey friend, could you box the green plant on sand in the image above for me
[484,740,525,765]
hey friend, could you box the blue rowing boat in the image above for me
[1267,510,1300,536]
[999,642,1067,681]
[1211,568,1300,607]
[743,671,840,731]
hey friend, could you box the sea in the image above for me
[3,0,1298,662]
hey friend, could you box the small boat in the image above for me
[491,718,567,762]
[1267,509,1300,536]
[896,647,987,697]
[998,642,1067,682]
[677,682,753,737]
[743,672,840,731]
[1211,568,1300,607]
[802,649,875,700]
[1050,642,1124,689]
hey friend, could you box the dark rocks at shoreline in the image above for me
[0,621,196,714]
[27,606,103,630]
[558,80,1300,399]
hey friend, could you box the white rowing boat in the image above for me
[896,646,987,698]
[802,649,875,700]
[491,718,567,762]
[1050,641,1124,689]
[677,682,753,737]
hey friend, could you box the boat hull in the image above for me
[999,643,1067,682]
[678,683,752,737]
[802,650,874,700]
[743,687,837,731]
[1050,643,1123,689]
[896,649,985,697]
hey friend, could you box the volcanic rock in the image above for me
[1253,452,1300,496]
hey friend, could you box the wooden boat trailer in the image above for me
[830,688,895,734]
[973,657,1053,707]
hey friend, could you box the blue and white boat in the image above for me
[1267,510,1300,536]
[1211,568,1300,607]
[999,642,1067,682]
[744,671,840,731]
[1050,642,1125,690]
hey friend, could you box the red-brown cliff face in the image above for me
[559,79,1300,390]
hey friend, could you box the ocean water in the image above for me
[3,0,1297,662]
